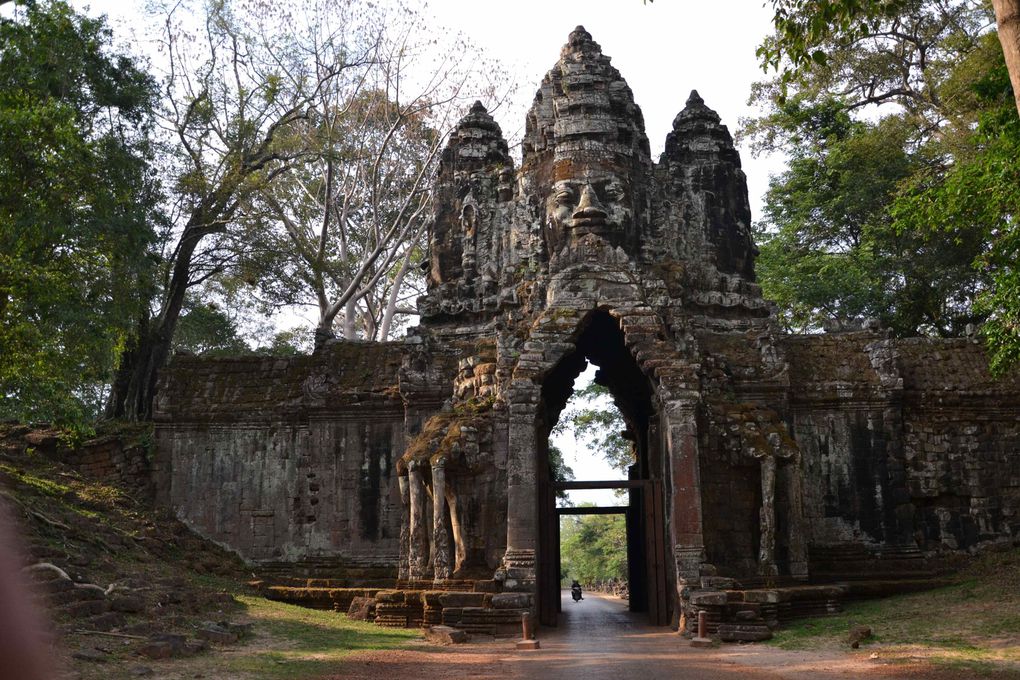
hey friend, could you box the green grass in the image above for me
[0,462,73,497]
[769,551,1020,676]
[215,595,420,679]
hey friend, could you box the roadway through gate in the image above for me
[513,591,810,680]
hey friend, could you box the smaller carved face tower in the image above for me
[521,26,652,260]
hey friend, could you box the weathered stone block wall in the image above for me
[0,426,154,503]
[154,344,406,573]
[783,333,1020,562]
[67,435,154,502]
[897,339,1020,551]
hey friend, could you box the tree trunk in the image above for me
[993,0,1020,117]
[379,248,414,340]
[105,222,207,420]
[343,296,357,339]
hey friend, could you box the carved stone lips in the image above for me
[570,216,608,230]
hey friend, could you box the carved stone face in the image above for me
[544,168,633,248]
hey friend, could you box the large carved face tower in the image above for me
[405,25,789,629]
[520,26,652,261]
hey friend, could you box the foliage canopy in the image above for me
[0,0,161,427]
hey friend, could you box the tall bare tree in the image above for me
[106,0,381,419]
[235,15,507,345]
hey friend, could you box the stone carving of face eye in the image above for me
[554,187,576,207]
[603,181,625,203]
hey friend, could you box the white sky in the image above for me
[551,363,628,507]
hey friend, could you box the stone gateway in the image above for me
[155,28,1020,629]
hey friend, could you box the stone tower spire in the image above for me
[522,26,650,171]
[520,26,652,261]
[662,90,756,280]
[427,101,512,297]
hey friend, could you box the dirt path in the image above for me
[514,591,876,680]
[332,592,956,680]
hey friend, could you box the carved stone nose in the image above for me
[572,184,607,220]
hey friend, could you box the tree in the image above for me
[239,85,439,345]
[891,47,1020,371]
[752,0,1020,369]
[751,99,986,334]
[106,0,382,420]
[992,0,1020,115]
[560,511,627,585]
[234,21,504,345]
[171,297,250,356]
[748,2,1016,337]
[107,0,508,419]
[0,0,160,427]
[759,0,1020,118]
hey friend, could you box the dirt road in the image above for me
[332,592,954,680]
[512,591,922,680]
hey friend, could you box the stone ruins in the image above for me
[155,27,1020,632]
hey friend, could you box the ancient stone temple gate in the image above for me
[155,28,1020,630]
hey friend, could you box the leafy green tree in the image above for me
[759,0,1020,119]
[752,100,986,334]
[172,298,250,356]
[560,511,627,585]
[0,0,160,427]
[747,0,1019,355]
[891,46,1020,371]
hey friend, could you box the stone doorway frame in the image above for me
[501,298,707,628]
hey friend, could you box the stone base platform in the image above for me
[687,578,950,637]
[265,583,531,635]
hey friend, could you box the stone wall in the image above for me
[66,435,154,502]
[783,333,1020,571]
[898,338,1020,551]
[0,426,154,502]
[153,343,406,576]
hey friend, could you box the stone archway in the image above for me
[532,310,669,626]
[501,299,707,627]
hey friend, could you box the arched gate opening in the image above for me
[534,310,670,627]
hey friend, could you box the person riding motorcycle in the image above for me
[570,579,584,602]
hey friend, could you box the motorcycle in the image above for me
[570,584,583,602]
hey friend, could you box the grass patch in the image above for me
[0,462,72,497]
[769,547,1020,675]
[217,595,420,679]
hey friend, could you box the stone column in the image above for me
[503,382,540,591]
[431,459,452,580]
[664,401,706,586]
[781,453,809,579]
[758,454,778,577]
[407,460,430,580]
[398,472,410,581]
